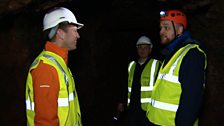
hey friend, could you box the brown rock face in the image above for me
[0,0,223,126]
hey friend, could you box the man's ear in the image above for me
[149,47,152,54]
[56,29,65,40]
[176,24,184,36]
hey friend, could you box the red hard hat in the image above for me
[160,10,187,29]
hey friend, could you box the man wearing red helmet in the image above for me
[146,10,207,126]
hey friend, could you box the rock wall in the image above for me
[0,0,223,126]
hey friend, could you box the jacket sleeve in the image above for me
[175,48,206,126]
[31,61,60,126]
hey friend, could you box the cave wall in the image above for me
[0,8,43,125]
[0,0,224,126]
[188,0,224,125]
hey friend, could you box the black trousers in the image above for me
[128,109,151,126]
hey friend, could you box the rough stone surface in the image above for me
[0,0,223,126]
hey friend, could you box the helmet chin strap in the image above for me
[171,21,180,38]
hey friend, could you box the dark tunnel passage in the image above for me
[0,0,224,126]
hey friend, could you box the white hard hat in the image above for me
[43,7,84,31]
[136,36,153,47]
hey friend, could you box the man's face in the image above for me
[137,44,152,59]
[160,20,176,45]
[62,25,80,51]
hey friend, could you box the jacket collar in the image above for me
[45,41,68,64]
[162,31,191,57]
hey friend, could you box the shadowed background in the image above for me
[0,0,223,126]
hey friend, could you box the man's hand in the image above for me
[117,103,125,112]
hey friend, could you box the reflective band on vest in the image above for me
[158,73,179,84]
[26,92,75,111]
[128,98,152,104]
[57,93,75,107]
[128,86,154,92]
[69,92,74,101]
[43,54,68,86]
[128,61,135,73]
[141,98,152,103]
[156,46,190,84]
[141,86,153,91]
[149,60,157,89]
[151,99,178,112]
[26,96,34,111]
[57,98,69,107]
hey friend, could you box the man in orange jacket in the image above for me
[25,7,83,126]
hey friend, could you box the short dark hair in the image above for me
[43,21,72,42]
[57,22,70,32]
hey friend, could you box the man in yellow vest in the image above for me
[146,10,207,126]
[116,36,161,126]
[25,7,83,126]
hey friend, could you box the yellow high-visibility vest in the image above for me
[26,50,82,126]
[147,44,207,126]
[128,59,160,111]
